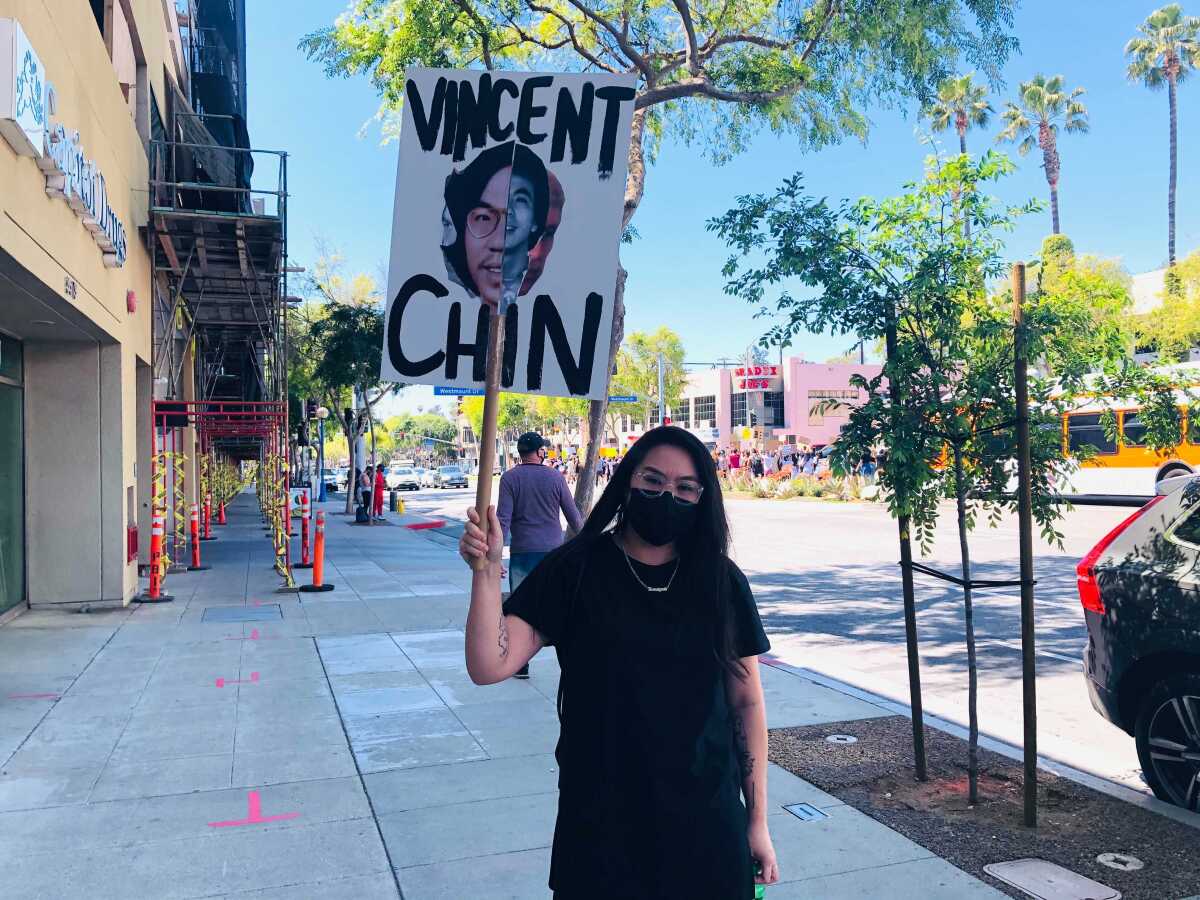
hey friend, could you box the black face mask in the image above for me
[624,489,699,547]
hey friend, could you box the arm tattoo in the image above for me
[733,711,754,780]
[497,613,509,659]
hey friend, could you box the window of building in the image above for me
[731,393,748,426]
[1067,413,1116,455]
[674,398,692,428]
[808,389,857,427]
[764,391,785,427]
[693,395,716,428]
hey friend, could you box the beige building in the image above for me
[0,2,194,615]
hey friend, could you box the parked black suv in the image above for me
[1078,476,1200,810]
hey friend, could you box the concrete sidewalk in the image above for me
[0,493,1005,899]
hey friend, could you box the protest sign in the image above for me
[380,68,637,401]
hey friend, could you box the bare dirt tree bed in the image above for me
[768,715,1199,900]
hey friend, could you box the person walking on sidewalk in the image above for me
[459,426,779,899]
[496,431,584,680]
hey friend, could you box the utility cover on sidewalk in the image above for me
[983,859,1121,900]
[783,803,829,822]
[201,605,282,622]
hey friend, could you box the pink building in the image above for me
[670,356,883,450]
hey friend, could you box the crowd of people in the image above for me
[538,444,881,488]
[714,446,879,481]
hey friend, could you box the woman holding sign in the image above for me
[459,426,779,898]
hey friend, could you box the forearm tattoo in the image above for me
[734,711,756,813]
[497,613,509,659]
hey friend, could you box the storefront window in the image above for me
[0,334,21,382]
[0,334,24,614]
[692,395,716,428]
[731,393,748,426]
[764,391,785,427]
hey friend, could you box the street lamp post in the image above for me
[316,406,329,502]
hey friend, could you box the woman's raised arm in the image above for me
[460,505,543,684]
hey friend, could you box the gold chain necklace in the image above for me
[613,533,679,593]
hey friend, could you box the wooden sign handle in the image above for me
[474,311,506,538]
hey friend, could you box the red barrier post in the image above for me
[202,494,216,541]
[188,503,209,571]
[295,493,313,569]
[298,511,334,592]
[134,511,174,603]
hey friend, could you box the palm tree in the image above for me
[996,74,1089,234]
[1126,4,1200,267]
[925,72,993,156]
[925,73,993,238]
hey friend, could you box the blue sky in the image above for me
[247,0,1200,413]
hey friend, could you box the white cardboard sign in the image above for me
[381,68,637,400]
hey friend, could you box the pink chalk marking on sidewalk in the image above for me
[6,692,61,700]
[223,628,277,642]
[405,520,446,531]
[758,654,782,668]
[207,790,301,828]
[214,672,260,688]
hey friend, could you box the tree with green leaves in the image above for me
[612,328,687,428]
[1126,4,1200,267]
[925,72,993,155]
[462,393,534,469]
[996,74,1089,235]
[1135,249,1200,360]
[711,150,1185,806]
[924,72,992,238]
[303,0,1020,511]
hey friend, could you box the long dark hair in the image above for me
[579,426,746,679]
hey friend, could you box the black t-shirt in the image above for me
[504,534,771,899]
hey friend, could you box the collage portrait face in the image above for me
[438,143,565,314]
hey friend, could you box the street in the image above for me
[402,485,1145,795]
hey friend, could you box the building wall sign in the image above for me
[0,19,126,268]
[734,365,781,392]
[0,18,46,157]
[38,123,128,267]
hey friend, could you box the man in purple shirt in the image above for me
[497,431,585,678]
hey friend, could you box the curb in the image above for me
[759,655,1200,832]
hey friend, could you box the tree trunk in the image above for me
[885,316,928,782]
[959,129,971,241]
[1168,71,1178,266]
[573,108,648,515]
[1039,125,1062,235]
[342,408,356,516]
[953,446,980,806]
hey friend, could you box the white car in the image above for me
[386,466,421,491]
[420,468,439,488]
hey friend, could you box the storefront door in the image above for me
[0,334,24,614]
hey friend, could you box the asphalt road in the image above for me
[396,483,1146,795]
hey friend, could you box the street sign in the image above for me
[422,439,435,450]
[608,394,637,403]
[433,386,484,397]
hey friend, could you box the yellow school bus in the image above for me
[1060,363,1200,494]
